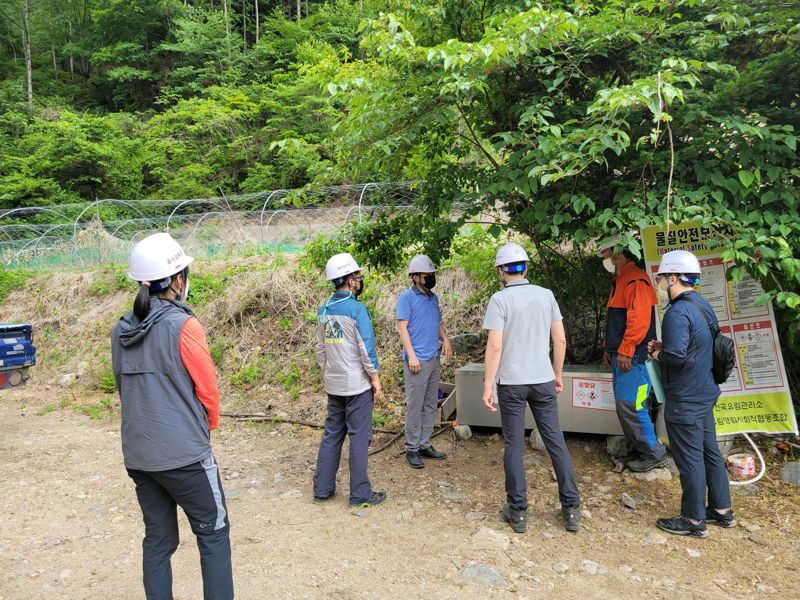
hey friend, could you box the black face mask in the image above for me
[422,274,436,290]
[353,277,364,298]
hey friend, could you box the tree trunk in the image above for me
[296,0,300,20]
[242,0,247,52]
[68,21,74,74]
[222,0,232,61]
[22,0,33,108]
[51,43,57,73]
[254,0,259,44]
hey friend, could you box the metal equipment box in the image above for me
[455,363,623,435]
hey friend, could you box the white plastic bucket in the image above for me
[726,453,756,479]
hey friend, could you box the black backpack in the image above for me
[677,295,736,384]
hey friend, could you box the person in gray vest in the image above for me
[396,254,453,469]
[111,233,233,600]
[313,253,386,508]
[482,242,581,533]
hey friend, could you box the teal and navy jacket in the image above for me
[316,291,380,396]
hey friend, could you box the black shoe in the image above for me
[621,451,642,465]
[562,506,581,532]
[501,502,528,533]
[313,491,335,504]
[419,445,446,460]
[705,508,737,528]
[627,456,670,472]
[406,451,424,469]
[350,491,387,508]
[656,515,709,538]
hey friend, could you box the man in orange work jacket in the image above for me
[600,237,668,472]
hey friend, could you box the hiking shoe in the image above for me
[656,515,709,538]
[350,491,387,508]
[620,451,642,465]
[313,491,335,504]
[562,506,581,532]
[419,445,446,460]
[501,502,528,534]
[705,508,737,528]
[406,451,424,469]
[627,456,670,473]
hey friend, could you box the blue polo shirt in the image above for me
[396,285,441,362]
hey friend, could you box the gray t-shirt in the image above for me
[482,280,563,385]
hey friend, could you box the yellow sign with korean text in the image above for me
[643,222,797,435]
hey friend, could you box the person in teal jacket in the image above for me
[313,253,386,508]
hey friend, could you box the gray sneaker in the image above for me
[501,502,528,533]
[562,506,581,532]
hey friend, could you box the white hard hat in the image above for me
[657,249,701,276]
[495,242,529,267]
[325,252,361,281]
[408,254,436,274]
[129,233,193,282]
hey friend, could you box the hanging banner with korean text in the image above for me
[642,222,797,435]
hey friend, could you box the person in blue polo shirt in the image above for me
[396,255,453,469]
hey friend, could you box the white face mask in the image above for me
[602,257,615,273]
[657,278,669,302]
[182,279,190,303]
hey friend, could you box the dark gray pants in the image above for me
[498,382,581,510]
[127,454,233,600]
[313,389,375,505]
[665,398,732,521]
[404,357,441,452]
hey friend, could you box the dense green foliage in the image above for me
[0,0,364,205]
[328,0,800,353]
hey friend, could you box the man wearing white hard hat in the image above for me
[396,254,453,469]
[482,242,581,534]
[647,249,734,538]
[598,235,667,472]
[112,233,234,599]
[313,253,386,508]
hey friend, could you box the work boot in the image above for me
[656,515,708,538]
[627,456,670,472]
[350,491,387,508]
[562,506,581,532]
[705,507,737,528]
[405,450,424,469]
[419,445,446,460]
[312,491,335,504]
[501,502,527,533]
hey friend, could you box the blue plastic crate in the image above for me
[0,324,36,388]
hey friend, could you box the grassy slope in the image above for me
[0,254,486,427]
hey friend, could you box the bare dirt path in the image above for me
[1,385,798,600]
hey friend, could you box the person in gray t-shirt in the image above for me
[482,242,581,534]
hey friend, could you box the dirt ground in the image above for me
[1,384,799,600]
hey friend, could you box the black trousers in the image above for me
[664,399,732,521]
[498,381,581,510]
[127,454,233,600]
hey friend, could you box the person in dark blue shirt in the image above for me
[647,250,735,538]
